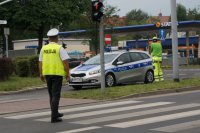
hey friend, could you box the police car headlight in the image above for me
[89,69,101,75]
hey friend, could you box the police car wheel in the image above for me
[144,70,154,84]
[105,73,116,87]
[72,85,82,90]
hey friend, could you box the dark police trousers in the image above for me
[45,75,63,119]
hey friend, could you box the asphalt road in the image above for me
[1,90,200,133]
[0,69,200,133]
[0,68,200,101]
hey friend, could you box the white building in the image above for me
[12,38,90,52]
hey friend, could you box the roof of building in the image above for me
[59,20,200,37]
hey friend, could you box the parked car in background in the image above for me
[69,50,154,89]
[68,58,82,68]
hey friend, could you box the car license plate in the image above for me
[72,77,83,82]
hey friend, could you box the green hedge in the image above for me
[28,55,39,77]
[15,55,39,77]
[0,58,14,81]
[15,59,29,77]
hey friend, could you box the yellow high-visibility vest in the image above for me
[42,43,66,76]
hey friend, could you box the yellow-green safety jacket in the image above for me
[42,43,66,76]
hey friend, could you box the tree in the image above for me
[187,8,200,20]
[68,2,120,54]
[104,4,120,18]
[125,9,149,25]
[0,0,90,53]
[177,3,187,21]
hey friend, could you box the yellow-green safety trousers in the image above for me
[152,56,164,82]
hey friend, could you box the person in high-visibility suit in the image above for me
[39,28,70,123]
[151,37,164,82]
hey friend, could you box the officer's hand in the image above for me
[66,75,70,81]
[40,75,45,82]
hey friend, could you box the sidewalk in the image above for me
[1,83,200,115]
[0,84,98,115]
[0,97,98,115]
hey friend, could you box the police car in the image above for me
[69,50,154,89]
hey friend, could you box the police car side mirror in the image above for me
[116,61,124,66]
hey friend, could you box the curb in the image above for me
[1,84,200,100]
[0,83,70,96]
[115,85,200,100]
[0,85,47,96]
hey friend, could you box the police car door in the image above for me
[129,52,147,82]
[113,53,133,83]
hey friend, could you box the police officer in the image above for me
[151,37,164,82]
[39,28,70,123]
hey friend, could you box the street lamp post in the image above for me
[171,0,180,82]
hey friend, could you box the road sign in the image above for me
[0,20,7,24]
[105,34,111,45]
[155,22,161,28]
[159,29,166,41]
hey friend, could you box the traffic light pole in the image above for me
[170,0,179,82]
[99,0,105,94]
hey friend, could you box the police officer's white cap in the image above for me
[47,28,59,37]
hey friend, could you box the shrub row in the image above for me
[14,56,83,77]
[15,55,39,77]
[0,57,14,81]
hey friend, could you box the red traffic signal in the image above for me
[91,0,104,22]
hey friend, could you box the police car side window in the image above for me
[115,53,131,64]
[130,52,143,62]
[139,53,150,59]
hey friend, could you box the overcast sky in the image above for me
[106,0,200,16]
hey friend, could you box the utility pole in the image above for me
[171,0,180,82]
[99,0,105,94]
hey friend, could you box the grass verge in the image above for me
[0,75,44,91]
[62,78,200,100]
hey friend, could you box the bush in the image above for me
[14,57,29,75]
[15,59,29,77]
[0,57,14,81]
[29,55,39,77]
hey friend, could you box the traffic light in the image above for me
[91,0,104,22]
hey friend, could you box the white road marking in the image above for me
[57,126,101,133]
[106,109,200,128]
[5,100,141,119]
[151,120,200,132]
[36,102,173,122]
[71,103,200,125]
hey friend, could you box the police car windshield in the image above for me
[84,53,118,65]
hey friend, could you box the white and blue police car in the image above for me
[69,50,154,89]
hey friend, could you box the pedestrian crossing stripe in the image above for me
[106,109,200,128]
[70,103,200,125]
[36,102,173,122]
[5,100,141,119]
[151,120,200,132]
[4,100,200,133]
[57,126,101,133]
